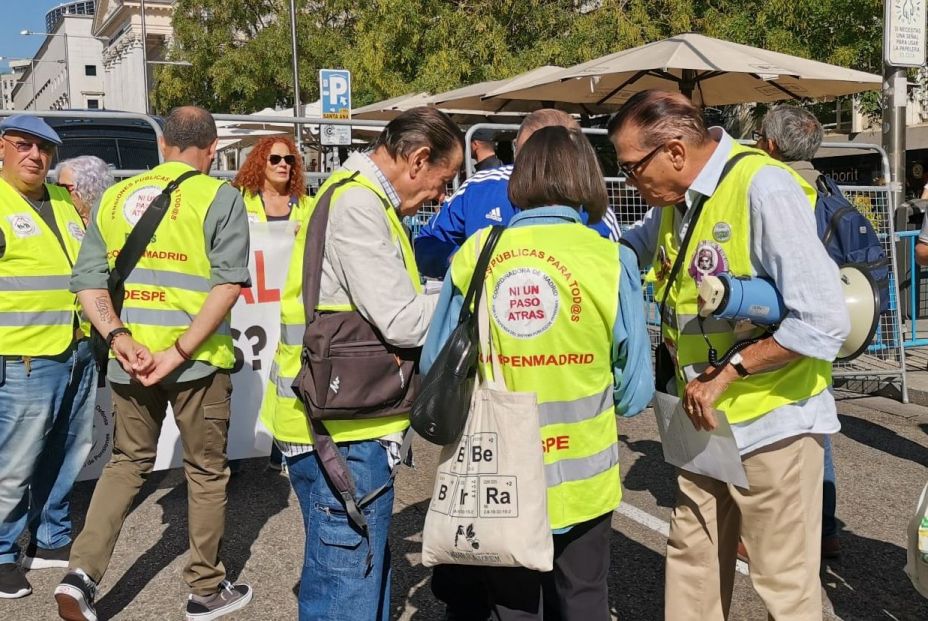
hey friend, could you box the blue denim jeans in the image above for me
[287,441,394,621]
[822,434,837,538]
[0,339,96,563]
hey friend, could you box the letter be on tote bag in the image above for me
[421,261,553,572]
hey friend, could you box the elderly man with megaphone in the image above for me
[611,90,852,621]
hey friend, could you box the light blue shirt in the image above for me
[620,128,850,454]
[421,206,654,418]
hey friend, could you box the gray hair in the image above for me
[54,156,114,206]
[761,106,823,161]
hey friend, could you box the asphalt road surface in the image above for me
[5,392,928,620]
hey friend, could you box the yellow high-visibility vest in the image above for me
[96,161,234,368]
[649,142,830,424]
[260,169,422,444]
[450,222,621,530]
[0,179,84,356]
[241,189,310,224]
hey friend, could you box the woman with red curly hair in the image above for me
[233,136,310,224]
[233,136,309,473]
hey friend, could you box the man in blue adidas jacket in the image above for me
[415,109,621,278]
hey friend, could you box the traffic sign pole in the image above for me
[882,0,926,215]
[320,69,353,149]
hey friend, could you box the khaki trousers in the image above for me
[70,371,232,596]
[664,434,824,621]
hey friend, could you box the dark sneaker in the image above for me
[54,569,97,621]
[185,581,253,620]
[0,563,31,599]
[24,542,71,570]
[822,535,841,559]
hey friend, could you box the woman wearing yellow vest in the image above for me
[232,135,310,226]
[232,135,309,472]
[260,107,463,620]
[421,126,654,620]
[612,91,850,621]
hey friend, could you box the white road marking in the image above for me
[616,503,750,576]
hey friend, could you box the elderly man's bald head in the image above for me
[515,108,580,151]
[163,105,217,151]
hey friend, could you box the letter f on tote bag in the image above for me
[421,243,553,572]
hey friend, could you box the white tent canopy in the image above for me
[486,33,881,108]
[352,92,432,120]
[429,65,610,114]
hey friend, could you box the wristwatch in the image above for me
[729,352,750,377]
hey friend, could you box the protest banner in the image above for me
[78,221,297,480]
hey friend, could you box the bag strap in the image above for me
[821,205,855,248]
[301,172,361,325]
[466,226,506,388]
[478,277,506,389]
[658,151,757,325]
[816,172,843,197]
[308,418,412,573]
[458,225,505,325]
[308,225,505,573]
[108,169,202,306]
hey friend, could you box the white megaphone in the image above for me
[697,266,881,362]
[836,265,881,361]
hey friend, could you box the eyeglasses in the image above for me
[752,130,766,142]
[55,182,76,193]
[3,136,55,155]
[617,140,673,179]
[268,154,296,166]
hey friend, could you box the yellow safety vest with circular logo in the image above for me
[96,161,234,368]
[649,142,830,424]
[0,179,85,356]
[449,222,621,530]
[241,189,310,224]
[260,169,422,444]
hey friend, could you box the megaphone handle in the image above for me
[697,316,719,365]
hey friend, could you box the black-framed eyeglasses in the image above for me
[268,154,296,166]
[752,130,766,142]
[55,182,76,193]
[2,136,55,154]
[617,142,670,179]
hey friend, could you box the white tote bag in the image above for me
[905,481,928,599]
[421,285,554,572]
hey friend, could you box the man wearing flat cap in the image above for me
[0,115,97,599]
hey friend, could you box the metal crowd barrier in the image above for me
[895,230,928,348]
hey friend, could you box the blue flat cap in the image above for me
[0,115,62,146]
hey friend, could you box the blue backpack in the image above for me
[815,174,890,313]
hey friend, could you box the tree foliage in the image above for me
[152,0,883,116]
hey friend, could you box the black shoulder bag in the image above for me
[654,152,755,393]
[90,170,201,372]
[410,225,505,445]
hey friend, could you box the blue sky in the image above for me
[0,1,78,72]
